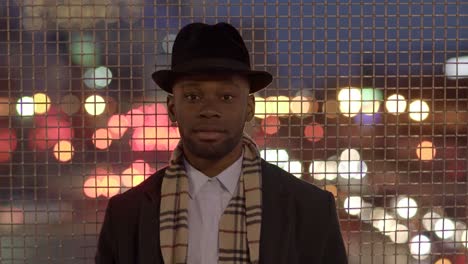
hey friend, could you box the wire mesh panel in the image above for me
[0,0,467,263]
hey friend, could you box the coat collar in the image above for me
[138,159,293,264]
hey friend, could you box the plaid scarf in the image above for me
[159,132,262,264]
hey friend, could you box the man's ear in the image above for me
[167,94,177,122]
[246,94,255,122]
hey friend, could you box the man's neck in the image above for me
[183,142,243,177]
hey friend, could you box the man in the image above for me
[95,22,347,264]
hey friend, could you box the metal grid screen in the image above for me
[0,1,467,263]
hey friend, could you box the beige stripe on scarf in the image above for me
[159,132,262,264]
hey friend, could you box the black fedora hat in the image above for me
[152,22,273,94]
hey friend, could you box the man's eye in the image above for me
[185,94,199,101]
[222,95,233,101]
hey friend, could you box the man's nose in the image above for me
[198,99,221,118]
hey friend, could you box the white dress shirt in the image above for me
[184,151,243,264]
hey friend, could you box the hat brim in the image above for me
[152,68,273,94]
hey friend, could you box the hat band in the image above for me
[172,58,251,72]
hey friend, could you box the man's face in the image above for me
[167,73,255,160]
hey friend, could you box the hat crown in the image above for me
[171,22,251,70]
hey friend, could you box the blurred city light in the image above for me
[435,259,452,264]
[416,141,436,161]
[396,196,418,219]
[84,95,106,115]
[288,160,303,178]
[387,224,409,244]
[261,115,280,135]
[434,218,456,240]
[29,112,74,150]
[33,93,51,114]
[385,94,407,115]
[304,122,324,142]
[83,66,113,89]
[107,114,129,139]
[120,160,154,188]
[16,96,34,116]
[53,140,74,162]
[361,88,383,115]
[422,210,442,231]
[445,56,468,79]
[408,100,430,121]
[254,96,267,119]
[126,108,145,127]
[92,128,113,150]
[290,95,318,116]
[409,234,431,260]
[70,34,101,67]
[162,34,177,54]
[338,87,362,117]
[83,168,120,198]
[343,196,363,216]
[0,97,11,116]
[265,96,290,116]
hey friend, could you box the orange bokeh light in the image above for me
[304,122,324,142]
[29,108,74,150]
[416,141,436,161]
[53,140,74,162]
[0,206,24,224]
[92,128,113,150]
[83,169,120,198]
[260,115,281,135]
[126,108,145,127]
[121,160,154,187]
[131,126,180,151]
[107,114,129,139]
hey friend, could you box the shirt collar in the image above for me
[183,150,244,198]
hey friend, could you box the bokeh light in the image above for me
[33,93,51,114]
[126,108,145,127]
[338,87,362,117]
[29,111,74,150]
[304,122,324,142]
[83,66,113,89]
[16,96,34,116]
[416,141,436,161]
[387,224,409,244]
[265,96,290,116]
[92,128,113,150]
[84,95,106,116]
[385,94,407,114]
[396,196,418,219]
[107,114,129,139]
[409,235,431,260]
[375,213,397,233]
[445,56,468,79]
[435,259,452,264]
[121,160,154,187]
[130,126,180,152]
[261,115,280,135]
[361,88,383,115]
[343,196,363,216]
[0,97,11,116]
[53,140,74,162]
[0,128,18,162]
[408,99,430,121]
[434,218,455,240]
[70,34,101,67]
[340,148,361,161]
[162,34,177,53]
[422,210,442,231]
[83,168,120,198]
[0,206,24,225]
[60,94,81,115]
[288,160,303,178]
[290,95,318,117]
[310,160,338,181]
[254,96,267,119]
[260,148,290,170]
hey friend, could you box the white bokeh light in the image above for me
[260,149,290,171]
[288,160,303,178]
[460,230,468,248]
[162,34,177,54]
[338,160,368,179]
[385,94,407,114]
[387,224,409,244]
[434,218,455,240]
[408,100,430,121]
[310,160,338,181]
[338,87,362,117]
[340,148,361,161]
[375,213,397,234]
[396,196,418,219]
[409,234,431,260]
[84,95,106,116]
[422,210,442,231]
[16,96,35,116]
[343,196,363,216]
[83,66,113,89]
[445,56,468,79]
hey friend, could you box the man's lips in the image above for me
[193,129,225,140]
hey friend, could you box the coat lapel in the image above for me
[139,171,165,264]
[259,160,295,264]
